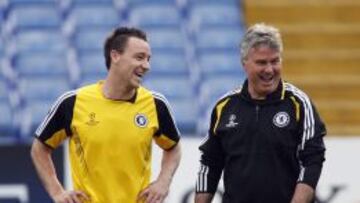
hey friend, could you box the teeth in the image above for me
[260,75,273,81]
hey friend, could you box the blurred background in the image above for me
[0,0,359,202]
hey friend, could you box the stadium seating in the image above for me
[195,27,244,52]
[21,99,54,137]
[0,5,4,27]
[0,37,4,57]
[199,75,244,112]
[126,0,179,8]
[144,27,187,52]
[13,30,67,54]
[77,51,107,76]
[198,51,244,79]
[144,75,194,100]
[7,0,59,7]
[167,98,197,134]
[129,4,182,28]
[17,77,71,137]
[70,0,115,6]
[149,51,189,76]
[189,3,242,33]
[72,28,109,53]
[0,79,8,102]
[19,77,71,101]
[6,5,62,33]
[67,5,120,30]
[0,0,245,139]
[0,76,15,138]
[13,52,69,77]
[0,101,14,137]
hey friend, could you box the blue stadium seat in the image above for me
[77,51,107,77]
[167,98,197,134]
[187,0,239,6]
[0,37,4,57]
[14,30,67,54]
[199,75,245,111]
[0,101,14,137]
[129,4,181,28]
[7,5,62,32]
[195,27,244,52]
[145,27,187,52]
[0,79,8,101]
[8,0,58,7]
[79,73,107,87]
[150,51,188,76]
[189,4,242,32]
[73,28,109,53]
[24,99,54,134]
[198,51,244,78]
[68,5,120,29]
[19,77,71,101]
[144,76,193,99]
[70,0,115,6]
[0,6,4,27]
[126,0,179,8]
[14,52,69,77]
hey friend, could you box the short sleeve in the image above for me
[152,93,180,150]
[35,91,76,149]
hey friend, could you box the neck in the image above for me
[102,76,136,101]
[247,83,266,100]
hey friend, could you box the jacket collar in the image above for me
[240,79,285,104]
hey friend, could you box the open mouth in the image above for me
[135,73,143,78]
[259,75,274,84]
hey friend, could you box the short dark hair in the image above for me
[104,27,147,70]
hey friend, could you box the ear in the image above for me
[110,50,121,63]
[241,59,248,72]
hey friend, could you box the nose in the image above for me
[263,62,274,73]
[142,60,150,72]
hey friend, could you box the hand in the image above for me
[137,180,170,203]
[53,190,89,203]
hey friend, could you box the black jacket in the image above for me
[196,80,326,203]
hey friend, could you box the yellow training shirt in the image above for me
[35,81,180,203]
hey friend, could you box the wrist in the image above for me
[157,175,172,187]
[49,186,65,200]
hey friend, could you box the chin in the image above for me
[131,79,141,87]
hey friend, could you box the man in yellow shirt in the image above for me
[31,27,181,203]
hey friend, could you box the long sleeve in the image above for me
[196,106,225,194]
[297,99,326,189]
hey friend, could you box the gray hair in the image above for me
[240,23,283,63]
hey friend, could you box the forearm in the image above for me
[195,193,214,203]
[156,143,181,186]
[31,139,64,199]
[291,183,315,203]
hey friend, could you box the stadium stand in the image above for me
[0,0,246,139]
[129,4,182,28]
[5,5,62,33]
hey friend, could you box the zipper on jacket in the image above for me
[255,105,260,122]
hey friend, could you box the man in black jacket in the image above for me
[195,23,326,203]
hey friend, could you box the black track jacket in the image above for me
[196,80,326,203]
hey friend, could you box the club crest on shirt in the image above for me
[273,111,290,128]
[86,112,99,126]
[134,113,148,128]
